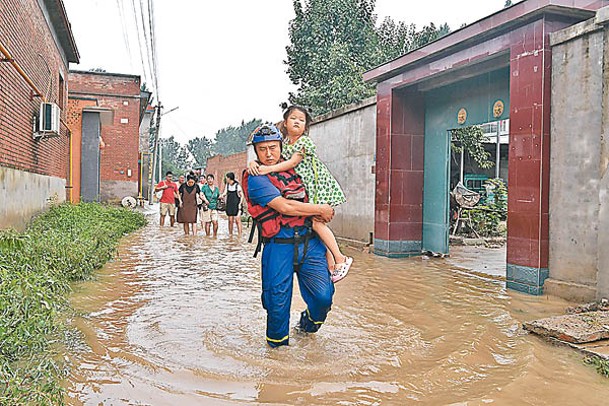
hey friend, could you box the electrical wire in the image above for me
[129,0,152,86]
[147,0,160,99]
[139,0,157,95]
[115,0,134,71]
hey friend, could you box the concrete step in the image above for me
[523,311,609,344]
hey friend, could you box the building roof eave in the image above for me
[363,1,604,84]
[44,0,80,63]
[139,91,152,124]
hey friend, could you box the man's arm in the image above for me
[267,197,334,223]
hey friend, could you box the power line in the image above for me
[147,0,160,99]
[115,0,134,71]
[129,0,152,87]
[139,0,156,92]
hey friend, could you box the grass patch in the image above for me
[584,355,609,378]
[0,202,146,405]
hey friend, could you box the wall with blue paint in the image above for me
[423,68,510,253]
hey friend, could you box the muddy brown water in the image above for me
[64,217,609,405]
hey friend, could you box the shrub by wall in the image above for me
[0,203,146,405]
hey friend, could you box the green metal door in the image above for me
[422,68,510,255]
[422,129,450,254]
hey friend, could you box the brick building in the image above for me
[67,71,150,202]
[205,152,247,189]
[362,0,609,295]
[0,0,79,229]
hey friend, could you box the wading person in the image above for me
[177,174,200,235]
[200,174,220,237]
[243,124,335,347]
[248,105,352,282]
[221,172,244,236]
[155,171,178,226]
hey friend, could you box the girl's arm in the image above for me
[258,151,303,175]
[237,184,244,204]
[247,144,261,175]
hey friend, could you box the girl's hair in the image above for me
[186,174,197,182]
[225,172,235,181]
[274,120,288,137]
[282,105,313,131]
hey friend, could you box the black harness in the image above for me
[248,218,315,272]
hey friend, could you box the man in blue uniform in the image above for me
[244,124,335,347]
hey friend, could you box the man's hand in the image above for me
[247,161,261,176]
[318,204,334,223]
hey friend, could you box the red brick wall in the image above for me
[0,0,70,178]
[68,72,141,186]
[205,152,247,189]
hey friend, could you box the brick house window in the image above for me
[59,73,65,110]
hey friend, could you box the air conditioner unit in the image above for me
[35,102,61,138]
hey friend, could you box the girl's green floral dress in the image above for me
[282,136,346,206]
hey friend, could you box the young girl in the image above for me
[247,105,352,283]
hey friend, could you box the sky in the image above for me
[62,0,521,144]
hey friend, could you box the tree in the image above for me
[159,136,193,175]
[286,0,380,115]
[286,0,450,115]
[212,118,262,156]
[376,18,450,62]
[187,136,214,169]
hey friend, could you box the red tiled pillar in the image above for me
[374,85,425,257]
[506,19,551,294]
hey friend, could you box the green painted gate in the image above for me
[422,68,510,254]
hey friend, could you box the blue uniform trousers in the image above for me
[260,235,335,347]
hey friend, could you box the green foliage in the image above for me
[584,356,609,378]
[212,119,262,156]
[0,230,27,251]
[451,125,494,169]
[286,0,450,115]
[157,119,261,176]
[159,136,192,175]
[377,19,450,62]
[187,136,214,169]
[0,203,146,404]
[467,178,508,237]
[286,0,380,115]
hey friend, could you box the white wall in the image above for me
[309,97,376,243]
[0,167,66,231]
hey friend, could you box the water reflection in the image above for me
[64,216,609,405]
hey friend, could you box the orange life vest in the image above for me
[242,169,309,240]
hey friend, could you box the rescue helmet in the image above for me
[250,124,283,145]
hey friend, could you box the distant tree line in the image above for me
[157,118,262,175]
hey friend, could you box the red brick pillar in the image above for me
[374,85,425,257]
[506,19,551,294]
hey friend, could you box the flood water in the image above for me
[64,214,609,405]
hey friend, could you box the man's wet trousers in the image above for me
[260,235,335,347]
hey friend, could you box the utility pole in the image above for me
[158,140,162,184]
[146,104,179,203]
[148,102,162,203]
